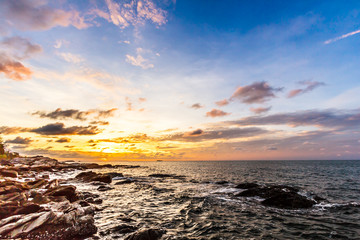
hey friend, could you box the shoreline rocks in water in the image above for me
[0,155,125,239]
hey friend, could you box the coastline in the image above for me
[0,156,163,240]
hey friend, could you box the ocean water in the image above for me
[70,160,360,240]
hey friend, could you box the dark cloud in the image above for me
[215,99,229,107]
[0,126,30,134]
[0,0,90,31]
[1,36,42,59]
[288,81,325,98]
[226,109,360,129]
[191,103,203,109]
[55,137,71,143]
[5,136,32,145]
[206,109,231,118]
[250,107,271,114]
[188,129,203,136]
[231,81,282,104]
[31,123,101,135]
[32,108,117,121]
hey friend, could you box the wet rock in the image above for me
[76,171,112,184]
[110,224,137,234]
[45,185,78,202]
[235,184,318,209]
[261,192,316,209]
[97,185,114,192]
[215,181,228,185]
[13,203,42,215]
[125,228,165,240]
[235,182,259,189]
[107,172,124,178]
[115,179,135,185]
[0,170,18,178]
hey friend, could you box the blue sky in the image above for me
[0,0,359,160]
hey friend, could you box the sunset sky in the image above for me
[1,0,360,161]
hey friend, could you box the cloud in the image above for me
[56,52,84,63]
[138,97,147,102]
[226,109,360,129]
[250,107,271,114]
[0,36,42,81]
[126,51,154,69]
[215,99,229,107]
[31,122,101,135]
[97,0,167,29]
[191,103,203,109]
[164,127,268,142]
[0,126,30,135]
[188,129,203,136]
[55,137,71,143]
[5,136,32,145]
[287,81,325,98]
[90,121,109,125]
[324,29,360,44]
[32,108,117,121]
[230,81,282,104]
[0,0,91,31]
[206,109,231,118]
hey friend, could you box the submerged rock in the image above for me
[97,185,114,192]
[235,182,259,189]
[125,228,165,240]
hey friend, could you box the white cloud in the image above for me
[57,52,84,64]
[126,54,154,69]
[54,39,69,49]
[324,29,360,44]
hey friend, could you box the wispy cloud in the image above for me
[215,99,229,107]
[250,107,271,114]
[126,48,154,69]
[190,103,203,109]
[206,109,231,118]
[5,136,32,145]
[0,0,91,31]
[324,29,360,44]
[56,52,84,64]
[0,36,42,81]
[287,80,325,98]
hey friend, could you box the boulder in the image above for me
[45,185,78,202]
[235,182,259,189]
[261,192,316,209]
[75,171,112,184]
[97,185,114,192]
[115,179,135,185]
[0,170,18,178]
[125,229,165,240]
[107,172,124,178]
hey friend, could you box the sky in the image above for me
[0,0,360,161]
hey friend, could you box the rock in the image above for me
[215,181,228,185]
[115,179,135,185]
[13,203,42,215]
[125,229,165,240]
[107,172,124,178]
[235,182,259,189]
[149,174,185,179]
[97,185,114,192]
[0,170,18,178]
[45,185,78,202]
[110,224,137,234]
[235,184,317,209]
[75,171,112,184]
[261,192,316,209]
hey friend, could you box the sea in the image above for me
[57,160,360,240]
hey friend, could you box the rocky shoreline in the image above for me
[0,156,164,240]
[0,156,328,239]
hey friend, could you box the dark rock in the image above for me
[0,170,18,178]
[110,224,137,234]
[261,192,316,209]
[76,171,112,184]
[313,195,326,202]
[215,181,228,185]
[97,185,114,192]
[149,174,185,179]
[235,182,259,189]
[107,172,124,178]
[45,185,78,202]
[115,179,135,185]
[13,203,42,215]
[125,229,165,240]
